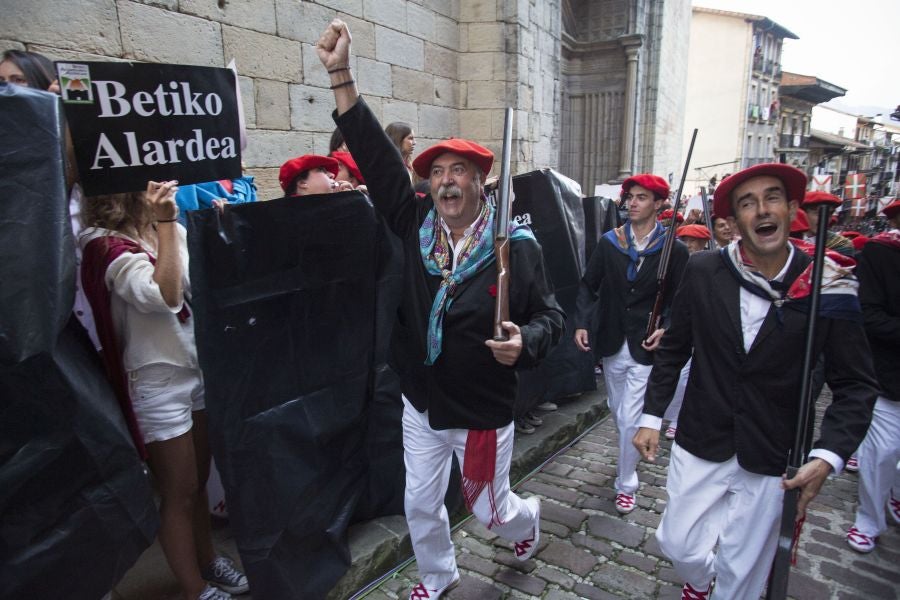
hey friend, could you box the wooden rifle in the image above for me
[700,185,714,250]
[765,202,834,600]
[493,107,514,341]
[644,128,697,343]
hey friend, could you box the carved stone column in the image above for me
[616,39,642,180]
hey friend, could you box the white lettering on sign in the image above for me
[90,129,236,170]
[93,80,224,118]
[512,213,532,226]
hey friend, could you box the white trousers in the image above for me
[663,358,692,425]
[853,396,900,538]
[657,444,783,600]
[402,397,538,590]
[603,341,652,494]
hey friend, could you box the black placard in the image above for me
[56,61,241,196]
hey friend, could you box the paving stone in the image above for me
[852,559,899,583]
[541,501,589,530]
[494,568,547,596]
[461,520,498,542]
[819,561,896,597]
[809,528,851,550]
[581,484,616,500]
[568,469,609,486]
[573,582,623,600]
[555,454,592,470]
[457,551,498,578]
[445,575,502,600]
[543,461,574,478]
[787,570,833,600]
[591,563,657,597]
[536,472,580,488]
[544,590,585,600]
[657,566,680,584]
[802,541,842,561]
[458,535,495,559]
[571,533,615,559]
[538,541,598,577]
[587,515,646,548]
[520,480,580,505]
[616,550,657,574]
[540,520,571,538]
[533,566,576,590]
[494,550,536,574]
[641,535,667,560]
[658,584,683,599]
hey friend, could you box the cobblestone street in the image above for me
[366,394,900,600]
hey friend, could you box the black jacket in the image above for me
[334,99,565,430]
[574,232,688,365]
[856,239,900,402]
[644,249,878,476]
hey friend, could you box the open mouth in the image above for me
[755,222,778,237]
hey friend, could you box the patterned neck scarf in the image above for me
[720,239,860,321]
[419,198,534,365]
[602,221,667,281]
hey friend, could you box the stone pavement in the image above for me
[362,391,900,600]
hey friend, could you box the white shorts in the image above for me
[128,363,205,444]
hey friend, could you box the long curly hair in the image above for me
[80,190,153,237]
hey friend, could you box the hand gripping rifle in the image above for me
[765,202,834,600]
[493,107,514,341]
[644,128,697,343]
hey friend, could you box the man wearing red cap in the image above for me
[317,20,565,599]
[801,191,855,257]
[573,173,689,515]
[278,154,343,196]
[329,150,368,191]
[633,163,878,599]
[846,198,900,554]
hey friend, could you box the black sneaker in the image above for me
[202,556,249,595]
[515,418,535,434]
[524,411,543,427]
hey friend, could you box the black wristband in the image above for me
[327,66,350,74]
[330,79,355,90]
[156,218,178,223]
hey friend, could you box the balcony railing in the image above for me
[779,134,808,148]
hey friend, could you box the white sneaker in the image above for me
[408,574,460,599]
[615,492,636,514]
[513,497,541,561]
[889,492,900,525]
[536,401,558,411]
[847,526,876,553]
[665,425,677,440]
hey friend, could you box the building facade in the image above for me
[682,6,797,192]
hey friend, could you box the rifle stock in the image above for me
[644,128,698,342]
[493,107,514,341]
[765,203,833,600]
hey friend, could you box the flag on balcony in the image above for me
[844,173,866,199]
[850,197,868,218]
[811,175,832,193]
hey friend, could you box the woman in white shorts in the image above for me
[79,181,247,600]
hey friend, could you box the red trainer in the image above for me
[408,575,460,599]
[889,492,900,525]
[681,582,712,600]
[665,425,677,440]
[615,492,636,514]
[846,456,859,472]
[846,526,876,553]
[514,497,541,561]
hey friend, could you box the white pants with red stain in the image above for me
[853,396,900,538]
[401,396,538,591]
[602,341,652,494]
[656,444,783,600]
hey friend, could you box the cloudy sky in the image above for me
[692,0,899,117]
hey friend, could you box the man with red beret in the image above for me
[633,163,877,599]
[846,198,900,554]
[574,173,689,515]
[676,223,711,254]
[278,154,343,196]
[329,150,368,191]
[317,20,565,599]
[659,208,684,228]
[801,191,855,257]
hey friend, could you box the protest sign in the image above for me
[56,61,241,196]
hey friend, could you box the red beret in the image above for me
[712,163,807,219]
[852,236,869,252]
[412,139,494,180]
[622,174,669,200]
[883,199,900,219]
[676,224,711,240]
[279,155,339,192]
[802,191,842,207]
[839,230,861,240]
[790,209,810,234]
[658,209,684,223]
[330,151,365,184]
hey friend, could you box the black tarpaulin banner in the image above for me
[0,83,73,365]
[56,61,241,196]
[582,195,623,262]
[0,83,158,599]
[511,169,595,407]
[187,192,405,599]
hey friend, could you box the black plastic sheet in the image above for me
[0,83,73,365]
[187,192,405,599]
[511,169,596,408]
[0,83,159,600]
[582,195,623,263]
